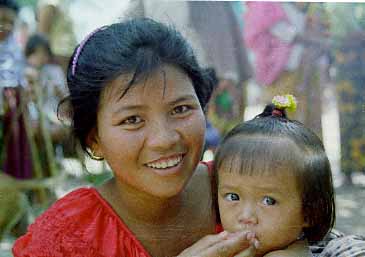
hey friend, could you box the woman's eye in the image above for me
[224,193,240,201]
[171,105,191,115]
[121,116,143,125]
[262,196,276,206]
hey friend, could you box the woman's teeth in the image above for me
[146,155,183,169]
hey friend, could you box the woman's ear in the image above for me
[86,127,104,160]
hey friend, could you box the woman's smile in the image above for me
[145,153,184,169]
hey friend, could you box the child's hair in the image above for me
[60,18,215,153]
[25,33,53,59]
[214,104,335,242]
[0,0,19,13]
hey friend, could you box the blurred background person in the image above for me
[0,0,25,87]
[0,0,31,180]
[325,3,365,185]
[36,0,76,70]
[25,33,67,127]
[24,33,68,170]
[244,2,330,138]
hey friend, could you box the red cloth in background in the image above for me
[2,87,33,179]
[244,2,292,85]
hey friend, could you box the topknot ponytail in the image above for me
[256,104,288,119]
[256,94,297,120]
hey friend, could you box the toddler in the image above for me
[214,95,335,257]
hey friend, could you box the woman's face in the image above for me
[91,65,206,198]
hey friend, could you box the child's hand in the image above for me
[177,230,253,257]
[263,240,311,257]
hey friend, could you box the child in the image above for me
[0,0,25,87]
[24,33,67,121]
[214,95,335,257]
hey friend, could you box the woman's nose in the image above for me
[147,118,180,150]
[238,203,258,225]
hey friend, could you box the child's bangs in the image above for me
[215,136,304,177]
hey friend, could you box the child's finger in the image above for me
[201,231,251,257]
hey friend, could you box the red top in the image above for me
[13,162,216,257]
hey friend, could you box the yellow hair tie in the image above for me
[272,94,297,112]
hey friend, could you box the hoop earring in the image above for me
[87,149,104,161]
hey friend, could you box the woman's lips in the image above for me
[145,154,185,176]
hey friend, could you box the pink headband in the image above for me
[71,26,107,76]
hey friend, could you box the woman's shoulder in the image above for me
[12,187,119,256]
[24,187,102,228]
[31,187,102,221]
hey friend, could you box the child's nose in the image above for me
[238,203,258,225]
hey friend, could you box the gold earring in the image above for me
[87,149,104,161]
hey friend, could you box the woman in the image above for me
[13,18,363,257]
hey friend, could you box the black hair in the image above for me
[25,33,53,59]
[60,18,215,153]
[214,104,335,242]
[0,0,19,13]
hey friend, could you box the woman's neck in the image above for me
[99,177,185,225]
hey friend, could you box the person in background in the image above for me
[25,33,67,125]
[325,3,365,185]
[0,0,25,88]
[36,0,76,69]
[1,0,31,179]
[24,33,68,173]
[244,2,329,138]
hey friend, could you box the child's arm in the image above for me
[263,240,311,257]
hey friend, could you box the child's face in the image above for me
[27,47,50,68]
[0,7,16,41]
[218,163,308,256]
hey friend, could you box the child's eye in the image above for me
[224,193,240,201]
[262,196,276,206]
[171,105,191,115]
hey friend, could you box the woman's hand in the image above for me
[233,245,257,257]
[177,231,258,257]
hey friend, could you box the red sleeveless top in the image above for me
[13,162,216,257]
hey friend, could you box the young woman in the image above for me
[13,18,364,257]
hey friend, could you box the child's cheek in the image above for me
[219,202,238,233]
